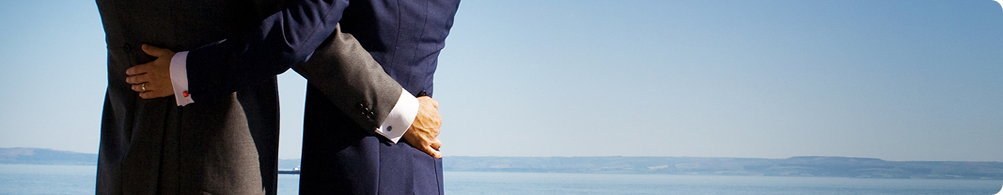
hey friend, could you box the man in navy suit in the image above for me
[296,1,460,194]
[122,0,460,194]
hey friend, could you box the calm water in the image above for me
[2,164,1001,194]
[0,164,95,194]
[444,172,1002,195]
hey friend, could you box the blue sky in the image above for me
[1,0,1001,161]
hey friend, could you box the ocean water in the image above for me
[2,164,1001,195]
[444,172,1002,195]
[0,164,96,194]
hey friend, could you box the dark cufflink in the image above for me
[416,90,427,97]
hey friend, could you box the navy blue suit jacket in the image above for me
[182,0,460,194]
[298,1,459,194]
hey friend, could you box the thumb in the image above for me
[142,44,173,57]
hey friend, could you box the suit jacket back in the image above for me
[297,0,460,194]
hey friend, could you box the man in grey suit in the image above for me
[96,0,447,194]
[96,0,280,193]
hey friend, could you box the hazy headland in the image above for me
[4,148,1000,180]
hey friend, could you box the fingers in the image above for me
[138,91,154,99]
[126,73,149,84]
[430,139,442,150]
[138,89,172,99]
[142,44,173,57]
[124,45,174,100]
[432,114,443,126]
[423,145,442,159]
[130,83,159,97]
[131,83,146,92]
[131,84,157,99]
[125,63,152,76]
[430,128,440,138]
[406,138,441,158]
[403,128,442,158]
[138,91,156,99]
[420,138,442,158]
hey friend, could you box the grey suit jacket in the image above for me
[95,0,402,194]
[293,24,403,132]
[96,0,271,194]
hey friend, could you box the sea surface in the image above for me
[2,164,1001,195]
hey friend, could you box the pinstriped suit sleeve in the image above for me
[293,24,418,141]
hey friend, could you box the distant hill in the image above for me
[0,148,97,165]
[5,148,1001,180]
[443,156,1003,180]
[0,147,302,169]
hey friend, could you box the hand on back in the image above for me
[125,44,175,99]
[403,96,443,159]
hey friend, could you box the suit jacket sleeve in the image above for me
[182,0,403,132]
[184,0,349,103]
[293,24,404,133]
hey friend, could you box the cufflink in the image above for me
[182,91,190,97]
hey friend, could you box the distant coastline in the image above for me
[4,148,1000,180]
[444,156,1003,180]
[0,148,97,165]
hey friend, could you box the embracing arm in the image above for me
[122,0,443,157]
[183,0,350,102]
[295,25,442,157]
[126,27,443,157]
[124,0,348,104]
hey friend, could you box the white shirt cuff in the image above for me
[169,51,194,106]
[374,88,419,143]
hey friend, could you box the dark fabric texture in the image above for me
[96,0,281,194]
[96,0,459,194]
[298,0,459,194]
[292,24,402,136]
[185,0,351,103]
